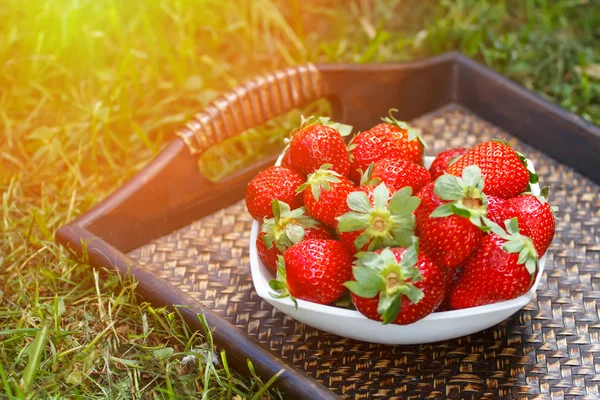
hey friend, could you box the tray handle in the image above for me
[177,64,323,156]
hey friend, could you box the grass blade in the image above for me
[21,324,50,394]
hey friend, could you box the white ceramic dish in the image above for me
[249,156,546,345]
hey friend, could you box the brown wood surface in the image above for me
[455,55,600,183]
[56,52,600,399]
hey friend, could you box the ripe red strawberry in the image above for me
[485,195,518,227]
[289,117,351,176]
[279,148,294,170]
[377,110,426,165]
[428,147,468,180]
[414,182,442,235]
[297,164,355,227]
[345,238,445,324]
[446,141,530,199]
[257,200,331,272]
[269,239,353,305]
[246,166,304,220]
[370,158,430,194]
[450,218,538,309]
[347,127,406,183]
[508,189,556,256]
[335,183,420,255]
[416,166,488,268]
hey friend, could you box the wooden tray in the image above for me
[56,52,600,399]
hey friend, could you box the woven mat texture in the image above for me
[128,105,600,399]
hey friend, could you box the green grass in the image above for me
[1,0,598,398]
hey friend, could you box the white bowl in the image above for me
[249,156,546,345]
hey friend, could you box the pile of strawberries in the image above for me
[245,112,556,325]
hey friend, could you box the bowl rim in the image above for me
[249,154,545,323]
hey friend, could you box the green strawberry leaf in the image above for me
[339,183,419,251]
[355,231,373,250]
[469,216,483,228]
[261,233,274,250]
[354,251,381,269]
[359,163,380,186]
[388,187,419,215]
[300,115,353,137]
[505,217,520,235]
[404,284,424,304]
[347,191,372,213]
[269,280,286,291]
[345,266,386,298]
[430,203,454,218]
[268,257,298,308]
[486,217,538,277]
[529,171,539,184]
[373,183,390,210]
[353,266,386,288]
[271,199,282,223]
[517,248,531,265]
[434,174,465,201]
[525,258,537,276]
[390,224,414,247]
[337,212,370,232]
[319,117,353,137]
[503,240,524,253]
[381,108,428,148]
[300,164,342,200]
[450,204,471,218]
[462,165,483,188]
[368,231,399,251]
[378,292,402,324]
[540,186,549,201]
[286,224,305,244]
[345,281,376,299]
[399,237,419,270]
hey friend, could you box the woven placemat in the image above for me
[128,105,600,399]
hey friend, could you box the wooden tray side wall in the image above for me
[56,52,600,399]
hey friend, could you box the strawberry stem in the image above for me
[381,108,427,147]
[268,256,298,309]
[296,164,342,201]
[430,165,488,228]
[337,183,420,251]
[481,217,539,278]
[344,237,423,324]
[261,200,320,252]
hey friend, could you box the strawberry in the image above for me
[414,182,442,235]
[279,148,294,170]
[508,188,556,256]
[446,140,530,199]
[370,158,430,194]
[336,183,420,255]
[257,200,331,272]
[345,238,444,324]
[428,147,468,180]
[296,164,355,227]
[378,109,426,165]
[347,129,405,183]
[289,116,352,176]
[246,166,305,220]
[269,239,353,305]
[450,218,538,309]
[416,166,488,268]
[485,195,518,227]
